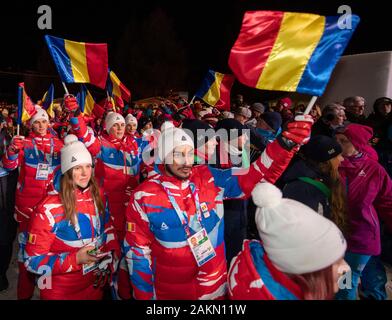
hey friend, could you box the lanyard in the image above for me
[32,138,54,166]
[159,179,203,237]
[73,202,101,245]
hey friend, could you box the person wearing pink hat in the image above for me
[335,123,392,300]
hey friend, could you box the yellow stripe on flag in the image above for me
[256,13,325,92]
[110,71,122,97]
[22,91,31,123]
[65,40,90,83]
[84,90,95,116]
[203,72,224,107]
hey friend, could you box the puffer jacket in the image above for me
[2,131,63,231]
[339,153,392,255]
[24,187,120,300]
[228,240,303,300]
[124,138,296,300]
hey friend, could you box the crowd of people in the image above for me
[0,91,391,300]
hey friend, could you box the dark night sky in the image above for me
[0,0,390,101]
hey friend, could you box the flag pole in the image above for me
[303,96,317,115]
[62,82,70,95]
[189,96,196,105]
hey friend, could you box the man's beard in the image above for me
[165,164,192,180]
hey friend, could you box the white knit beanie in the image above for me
[61,134,92,174]
[160,121,175,133]
[125,114,138,127]
[30,106,49,126]
[105,112,125,133]
[252,182,347,275]
[157,127,194,162]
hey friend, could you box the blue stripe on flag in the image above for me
[296,15,360,96]
[195,70,217,99]
[45,35,75,83]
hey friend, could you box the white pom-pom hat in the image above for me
[251,182,347,274]
[61,134,92,174]
[160,121,175,133]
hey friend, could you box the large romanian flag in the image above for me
[41,84,55,118]
[45,35,108,89]
[194,70,235,111]
[106,70,131,108]
[229,11,360,96]
[17,83,37,125]
[77,85,105,118]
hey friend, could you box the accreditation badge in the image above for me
[187,228,216,267]
[35,163,49,180]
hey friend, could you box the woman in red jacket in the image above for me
[24,135,120,300]
[228,182,349,300]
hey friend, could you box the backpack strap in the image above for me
[297,177,331,199]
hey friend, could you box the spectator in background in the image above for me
[312,103,346,137]
[234,107,252,126]
[255,112,282,143]
[246,103,265,128]
[343,96,367,125]
[276,97,294,124]
[335,124,392,300]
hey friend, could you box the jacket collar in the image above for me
[243,240,303,300]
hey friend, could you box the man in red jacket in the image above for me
[124,116,313,299]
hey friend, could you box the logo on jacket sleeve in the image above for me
[160,222,169,231]
[127,222,136,232]
[28,233,37,245]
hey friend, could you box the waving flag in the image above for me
[229,11,360,96]
[194,70,235,111]
[41,84,55,118]
[45,35,108,89]
[106,70,131,108]
[17,83,37,125]
[77,85,105,118]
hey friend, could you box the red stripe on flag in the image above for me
[229,11,284,88]
[85,43,108,89]
[119,82,131,102]
[216,75,235,111]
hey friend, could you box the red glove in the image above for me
[282,115,313,145]
[9,135,25,154]
[104,100,114,111]
[63,95,80,113]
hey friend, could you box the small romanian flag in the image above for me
[77,85,105,118]
[107,70,131,108]
[41,84,55,118]
[17,83,37,125]
[28,233,36,245]
[45,35,108,89]
[229,11,360,96]
[194,70,235,111]
[127,222,136,233]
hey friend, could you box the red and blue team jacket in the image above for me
[124,139,296,300]
[228,240,304,300]
[2,131,63,230]
[24,187,120,300]
[71,115,146,241]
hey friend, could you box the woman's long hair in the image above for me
[289,265,336,300]
[317,160,347,234]
[60,170,104,225]
[304,156,348,234]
